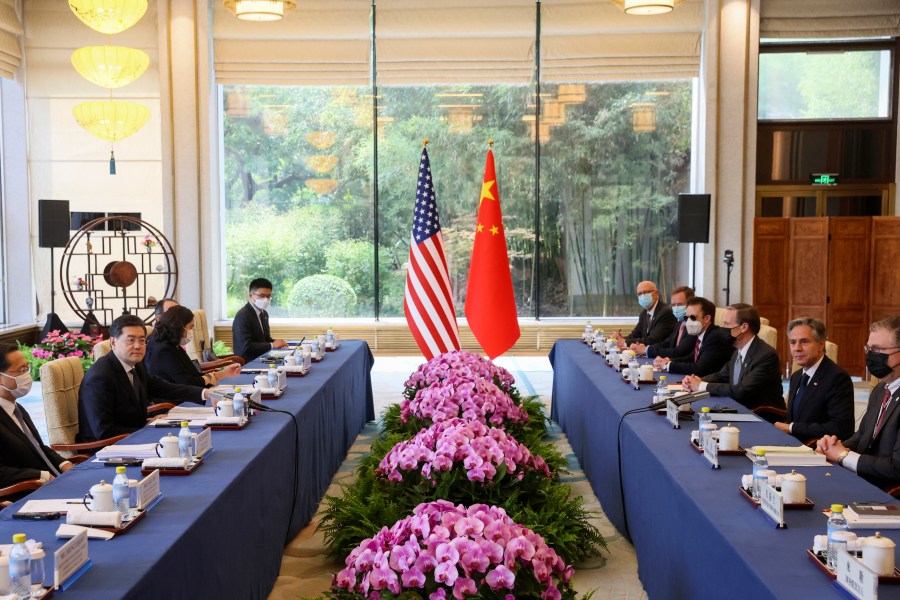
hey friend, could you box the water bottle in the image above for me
[827,504,849,569]
[113,466,130,520]
[233,387,246,421]
[9,533,30,599]
[178,421,192,459]
[326,327,334,347]
[752,449,769,501]
[583,320,592,341]
[629,358,640,389]
[656,376,669,403]
[267,363,278,388]
[698,407,712,447]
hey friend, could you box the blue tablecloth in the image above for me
[550,339,900,600]
[0,340,374,599]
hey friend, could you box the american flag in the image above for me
[404,147,461,359]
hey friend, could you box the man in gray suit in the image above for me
[817,315,900,488]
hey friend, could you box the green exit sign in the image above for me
[811,173,839,186]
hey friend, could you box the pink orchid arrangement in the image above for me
[32,330,98,360]
[400,376,528,429]
[378,418,551,486]
[332,500,575,599]
[404,350,516,394]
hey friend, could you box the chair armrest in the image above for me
[218,354,246,366]
[51,433,130,453]
[752,406,787,424]
[884,484,900,499]
[199,359,239,373]
[148,403,175,415]
[0,479,43,499]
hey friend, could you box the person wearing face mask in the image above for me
[153,297,179,326]
[774,318,853,442]
[145,306,241,387]
[681,303,784,411]
[653,296,732,376]
[0,342,72,486]
[816,316,900,487]
[232,278,288,362]
[611,281,677,348]
[631,286,696,359]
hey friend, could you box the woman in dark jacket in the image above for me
[145,306,241,387]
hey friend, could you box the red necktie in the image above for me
[874,387,893,439]
[693,338,700,362]
[675,322,685,346]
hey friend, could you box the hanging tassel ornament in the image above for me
[109,150,116,175]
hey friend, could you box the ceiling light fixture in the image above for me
[224,0,296,22]
[612,0,683,16]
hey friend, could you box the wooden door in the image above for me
[870,217,900,322]
[753,219,790,366]
[828,218,870,377]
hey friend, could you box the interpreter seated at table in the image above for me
[631,285,696,359]
[774,318,853,441]
[654,296,732,377]
[232,277,288,363]
[145,306,241,388]
[78,315,210,444]
[0,343,73,485]
[816,316,900,488]
[681,303,784,411]
[610,280,677,348]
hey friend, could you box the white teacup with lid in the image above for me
[83,480,114,512]
[780,469,806,504]
[718,423,740,451]
[156,433,180,458]
[863,532,896,576]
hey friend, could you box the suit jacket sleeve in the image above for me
[147,342,206,387]
[0,463,42,487]
[145,371,205,406]
[855,434,900,485]
[624,311,647,345]
[78,364,140,441]
[20,409,66,469]
[667,329,733,377]
[232,305,271,362]
[790,366,855,440]
[702,341,785,409]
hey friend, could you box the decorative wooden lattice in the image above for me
[60,216,178,325]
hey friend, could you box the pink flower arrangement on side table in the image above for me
[332,500,575,599]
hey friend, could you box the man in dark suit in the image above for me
[775,318,853,441]
[0,343,72,486]
[682,303,785,411]
[78,315,208,443]
[232,278,288,362]
[817,315,900,488]
[632,285,696,359]
[612,280,677,348]
[655,296,732,377]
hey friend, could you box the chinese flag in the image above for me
[464,148,521,359]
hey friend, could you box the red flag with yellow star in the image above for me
[464,147,520,358]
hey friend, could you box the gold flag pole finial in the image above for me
[423,138,429,147]
[487,138,494,148]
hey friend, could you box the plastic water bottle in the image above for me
[752,449,769,501]
[9,533,30,599]
[267,363,278,388]
[698,407,712,447]
[629,358,640,389]
[827,504,849,569]
[583,320,592,341]
[656,376,669,403]
[178,421,192,459]
[233,387,246,421]
[113,466,130,520]
[326,327,334,347]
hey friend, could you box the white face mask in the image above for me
[253,297,270,311]
[1,372,33,400]
[181,333,193,347]
[685,318,703,336]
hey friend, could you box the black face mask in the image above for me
[866,351,895,379]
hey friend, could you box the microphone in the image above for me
[646,390,711,411]
[247,399,274,412]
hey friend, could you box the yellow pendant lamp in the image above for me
[224,0,296,22]
[68,0,148,34]
[73,101,151,174]
[612,0,683,15]
[71,46,149,89]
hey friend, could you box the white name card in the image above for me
[192,427,212,457]
[54,529,89,590]
[835,548,878,600]
[138,468,161,510]
[759,483,785,528]
[278,369,287,390]
[702,432,720,469]
[666,399,680,429]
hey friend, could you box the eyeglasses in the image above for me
[251,292,272,299]
[864,345,900,355]
[2,366,29,376]
[686,315,704,321]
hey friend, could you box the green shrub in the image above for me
[287,274,357,317]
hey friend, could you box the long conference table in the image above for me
[0,340,374,599]
[550,339,900,600]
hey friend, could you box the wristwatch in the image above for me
[837,450,849,465]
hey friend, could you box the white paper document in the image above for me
[55,524,114,541]
[18,499,84,514]
[708,413,761,423]
[95,443,158,460]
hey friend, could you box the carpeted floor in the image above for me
[267,356,648,599]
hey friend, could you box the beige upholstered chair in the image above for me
[759,317,770,327]
[92,339,111,360]
[758,324,777,350]
[714,307,726,327]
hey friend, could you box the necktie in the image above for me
[12,405,60,476]
[675,322,685,347]
[693,338,701,362]
[790,373,810,421]
[732,354,743,383]
[873,387,894,439]
[261,310,271,339]
[131,368,143,406]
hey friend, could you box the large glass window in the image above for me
[759,45,893,120]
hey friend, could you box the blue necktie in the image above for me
[732,354,743,383]
[790,373,809,421]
